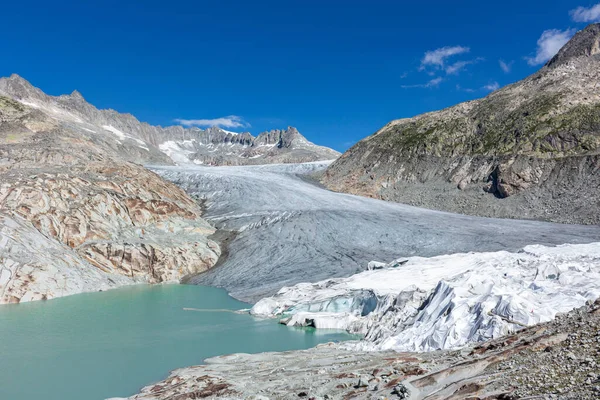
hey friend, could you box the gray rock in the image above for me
[391,383,410,398]
[357,374,370,387]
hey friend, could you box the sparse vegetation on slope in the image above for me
[323,24,600,224]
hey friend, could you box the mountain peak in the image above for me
[546,23,600,68]
[0,74,46,102]
[2,74,35,91]
[8,73,29,83]
[70,90,85,100]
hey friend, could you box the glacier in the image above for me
[251,242,600,352]
[151,162,600,303]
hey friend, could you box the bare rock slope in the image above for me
[323,23,600,224]
[0,86,220,303]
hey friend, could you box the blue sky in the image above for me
[1,0,598,151]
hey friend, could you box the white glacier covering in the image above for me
[159,140,197,165]
[251,242,600,352]
[153,162,600,303]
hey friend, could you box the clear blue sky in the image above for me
[0,0,596,151]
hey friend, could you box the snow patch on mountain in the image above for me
[159,140,197,165]
[102,125,149,150]
[18,99,84,123]
[251,242,600,352]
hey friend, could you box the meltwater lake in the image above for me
[0,284,355,400]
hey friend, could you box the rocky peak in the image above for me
[201,126,253,146]
[280,126,308,148]
[254,127,306,148]
[6,73,32,86]
[0,74,45,101]
[546,23,600,68]
[0,74,340,165]
[69,90,85,101]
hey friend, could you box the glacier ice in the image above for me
[252,242,600,352]
[150,162,600,302]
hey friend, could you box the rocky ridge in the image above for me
[159,126,340,166]
[323,23,600,224]
[0,74,340,166]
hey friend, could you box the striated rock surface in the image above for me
[0,80,220,303]
[323,23,600,224]
[122,299,600,399]
[0,212,135,303]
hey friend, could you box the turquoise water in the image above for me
[0,284,355,400]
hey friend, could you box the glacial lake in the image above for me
[0,284,355,400]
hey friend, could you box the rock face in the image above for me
[0,74,340,166]
[323,23,600,224]
[0,212,135,303]
[123,299,600,400]
[0,80,220,303]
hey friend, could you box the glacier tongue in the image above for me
[251,242,600,352]
[152,162,600,303]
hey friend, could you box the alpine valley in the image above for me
[1,23,600,400]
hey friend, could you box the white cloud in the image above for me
[570,3,600,22]
[483,82,500,91]
[526,28,576,66]
[499,59,513,73]
[174,115,250,129]
[401,77,443,89]
[446,61,469,75]
[456,84,475,93]
[445,57,484,75]
[421,46,470,69]
[427,77,443,87]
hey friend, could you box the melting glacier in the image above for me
[252,242,600,351]
[151,162,600,305]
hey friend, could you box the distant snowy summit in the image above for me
[160,126,341,166]
[0,74,340,166]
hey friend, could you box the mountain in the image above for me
[323,23,600,225]
[160,126,341,166]
[0,81,220,303]
[0,74,339,303]
[0,74,340,166]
